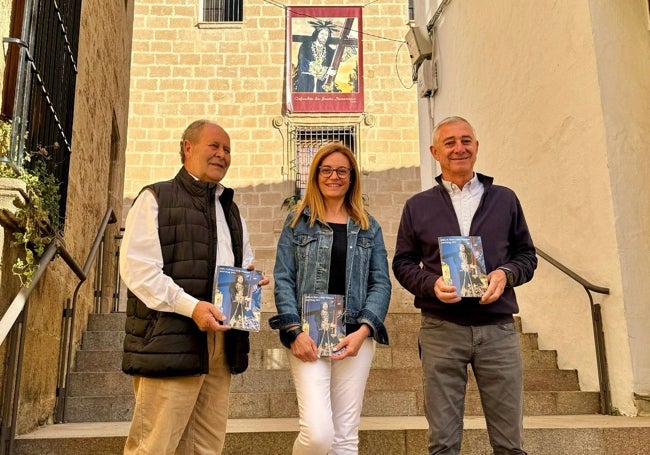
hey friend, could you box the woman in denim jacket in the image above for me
[269,143,391,455]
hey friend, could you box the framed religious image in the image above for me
[285,6,364,113]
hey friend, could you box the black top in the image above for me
[327,222,366,335]
[392,172,537,326]
[328,222,347,295]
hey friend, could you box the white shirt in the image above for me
[119,185,254,319]
[441,173,484,236]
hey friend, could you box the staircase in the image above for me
[14,312,650,454]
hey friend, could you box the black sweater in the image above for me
[392,173,537,325]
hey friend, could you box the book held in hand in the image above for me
[213,266,263,331]
[439,236,488,298]
[301,294,346,357]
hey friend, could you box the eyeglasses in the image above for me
[318,166,352,179]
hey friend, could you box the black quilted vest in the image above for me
[122,167,249,376]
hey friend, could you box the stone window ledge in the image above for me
[0,177,27,231]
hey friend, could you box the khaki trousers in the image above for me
[124,331,232,455]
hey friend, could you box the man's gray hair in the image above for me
[179,119,213,163]
[432,116,476,144]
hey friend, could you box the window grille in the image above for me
[2,0,82,223]
[202,0,243,22]
[293,126,356,197]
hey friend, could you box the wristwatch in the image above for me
[284,326,304,343]
[498,266,515,287]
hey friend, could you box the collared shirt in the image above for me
[441,173,484,236]
[120,184,254,319]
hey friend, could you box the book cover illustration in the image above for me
[213,266,263,331]
[439,236,488,298]
[301,294,346,357]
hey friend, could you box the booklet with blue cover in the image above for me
[213,266,263,331]
[439,236,488,298]
[301,294,346,357]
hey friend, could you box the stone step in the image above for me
[63,389,600,423]
[74,350,123,372]
[62,395,133,423]
[81,331,124,351]
[86,312,538,349]
[87,312,125,332]
[66,365,583,400]
[66,312,592,423]
[64,357,599,424]
[67,372,132,397]
[75,312,544,377]
[248,322,537,346]
[14,415,650,455]
[73,344,559,373]
[185,327,541,351]
[79,324,540,355]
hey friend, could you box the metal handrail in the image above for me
[536,248,610,295]
[535,247,611,414]
[0,240,62,346]
[0,239,60,455]
[56,208,117,422]
[0,207,116,454]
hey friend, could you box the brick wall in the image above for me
[125,0,421,194]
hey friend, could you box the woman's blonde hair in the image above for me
[290,142,369,230]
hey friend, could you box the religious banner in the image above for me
[285,6,364,113]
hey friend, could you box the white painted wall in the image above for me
[587,0,650,397]
[413,0,650,416]
[410,4,440,190]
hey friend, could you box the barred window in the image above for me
[2,0,82,221]
[293,126,356,197]
[202,0,243,22]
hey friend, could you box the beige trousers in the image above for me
[124,331,232,455]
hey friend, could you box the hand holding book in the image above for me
[191,300,229,332]
[439,236,488,298]
[213,266,264,332]
[301,294,346,358]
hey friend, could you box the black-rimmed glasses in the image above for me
[318,166,352,179]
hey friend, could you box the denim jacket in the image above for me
[269,209,392,345]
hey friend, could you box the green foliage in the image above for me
[609,406,622,416]
[281,194,300,211]
[0,119,10,159]
[0,119,61,287]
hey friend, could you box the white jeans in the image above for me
[288,338,375,455]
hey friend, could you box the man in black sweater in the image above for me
[393,116,537,455]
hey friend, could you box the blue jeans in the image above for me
[419,314,527,455]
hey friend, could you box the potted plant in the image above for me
[281,193,301,212]
[0,118,61,286]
